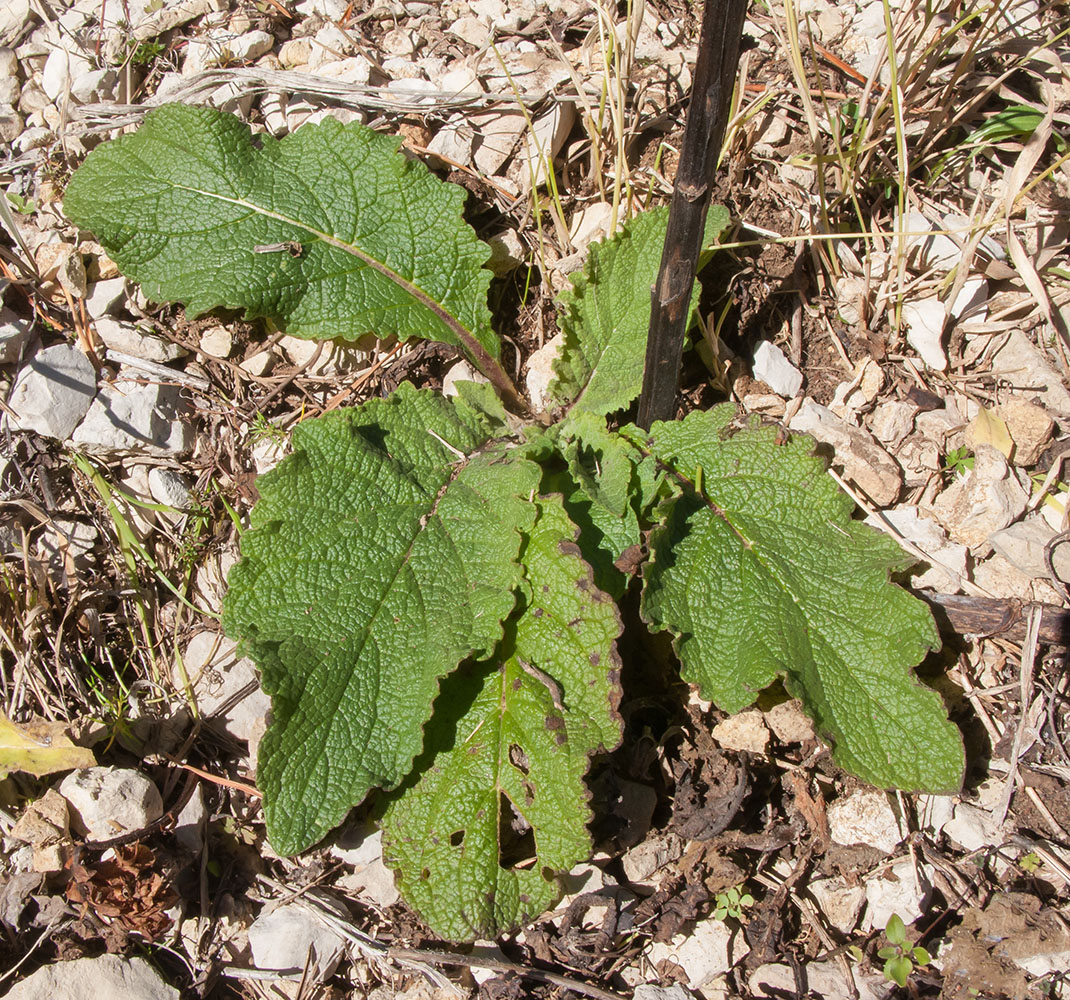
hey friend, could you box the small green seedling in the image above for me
[63,104,966,941]
[712,885,754,921]
[944,446,975,477]
[877,913,931,988]
[1018,851,1042,874]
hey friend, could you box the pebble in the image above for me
[762,699,815,744]
[199,324,233,358]
[92,317,187,363]
[70,68,118,104]
[485,229,526,276]
[37,518,98,577]
[989,330,1070,418]
[41,46,92,102]
[827,788,904,854]
[807,876,867,934]
[862,856,933,931]
[0,77,18,103]
[0,46,16,77]
[751,961,890,1000]
[869,400,918,449]
[17,83,49,115]
[788,399,903,506]
[997,396,1054,466]
[942,801,1006,853]
[524,331,564,412]
[441,358,488,397]
[930,445,1029,550]
[519,101,575,187]
[989,514,1070,581]
[903,296,947,370]
[634,988,693,1000]
[71,374,194,456]
[712,709,770,754]
[382,26,418,56]
[0,307,32,363]
[177,631,270,747]
[83,277,127,319]
[247,890,349,978]
[59,767,163,841]
[277,38,311,67]
[148,467,194,510]
[0,104,21,142]
[331,826,400,907]
[620,833,684,884]
[6,343,96,440]
[752,340,803,398]
[865,505,967,592]
[648,917,749,989]
[5,954,178,1000]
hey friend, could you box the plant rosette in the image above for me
[64,103,965,941]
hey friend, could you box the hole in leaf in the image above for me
[509,743,530,774]
[449,830,464,847]
[497,792,535,871]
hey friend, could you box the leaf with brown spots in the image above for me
[382,495,622,941]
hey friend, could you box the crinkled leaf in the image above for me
[550,204,730,416]
[630,406,964,793]
[63,103,499,365]
[223,384,538,854]
[382,495,622,941]
[547,411,647,595]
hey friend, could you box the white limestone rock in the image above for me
[827,789,904,854]
[72,373,194,456]
[753,340,803,398]
[59,767,163,841]
[788,399,902,506]
[648,918,749,990]
[6,344,96,439]
[177,632,270,746]
[248,890,349,979]
[0,307,32,363]
[524,332,564,412]
[930,445,1029,550]
[862,856,933,931]
[5,955,178,1000]
[92,317,186,363]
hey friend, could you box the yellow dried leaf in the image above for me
[965,407,1013,460]
[0,712,96,779]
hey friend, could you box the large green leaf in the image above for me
[63,103,500,369]
[223,384,539,854]
[382,495,622,940]
[550,204,730,416]
[629,407,964,793]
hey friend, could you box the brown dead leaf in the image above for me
[66,842,177,943]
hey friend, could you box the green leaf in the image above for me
[548,411,648,595]
[550,205,729,416]
[630,406,965,794]
[885,913,907,945]
[382,495,622,940]
[884,955,913,988]
[912,946,932,966]
[223,384,539,854]
[63,104,500,368]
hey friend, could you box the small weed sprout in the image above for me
[877,913,931,989]
[712,885,754,922]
